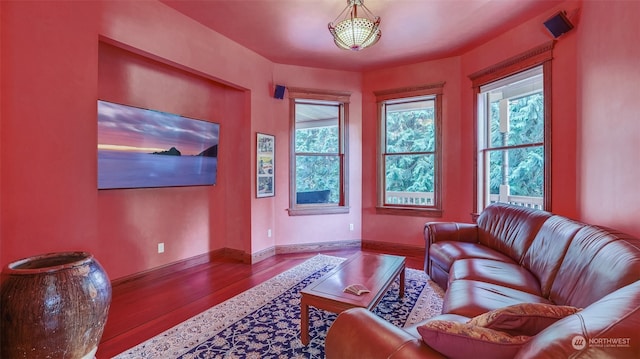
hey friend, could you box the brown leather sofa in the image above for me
[325,203,640,358]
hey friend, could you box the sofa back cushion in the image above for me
[521,216,582,297]
[549,226,640,307]
[477,204,552,263]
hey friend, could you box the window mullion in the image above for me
[487,142,544,152]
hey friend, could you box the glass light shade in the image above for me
[330,17,380,51]
[328,0,381,51]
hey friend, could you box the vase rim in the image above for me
[4,251,94,274]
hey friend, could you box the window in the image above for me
[287,87,350,215]
[471,42,553,212]
[375,83,444,215]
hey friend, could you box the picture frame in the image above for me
[256,133,275,198]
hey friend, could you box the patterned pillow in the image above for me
[417,320,530,359]
[468,303,581,336]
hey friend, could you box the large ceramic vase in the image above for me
[0,252,112,359]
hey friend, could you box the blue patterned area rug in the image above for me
[113,254,444,359]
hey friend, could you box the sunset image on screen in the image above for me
[97,100,219,189]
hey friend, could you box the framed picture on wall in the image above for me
[256,133,275,198]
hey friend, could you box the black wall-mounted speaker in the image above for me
[274,85,286,99]
[544,11,574,38]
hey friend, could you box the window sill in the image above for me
[288,206,350,216]
[375,206,443,217]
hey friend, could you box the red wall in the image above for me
[360,2,580,248]
[266,64,363,250]
[460,2,580,220]
[2,0,640,280]
[361,0,640,244]
[0,1,252,279]
[577,1,640,236]
[361,57,465,248]
[97,42,246,277]
[2,1,103,270]
[0,0,363,279]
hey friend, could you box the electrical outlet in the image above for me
[349,223,354,231]
[158,243,165,253]
[267,229,272,238]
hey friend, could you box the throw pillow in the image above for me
[417,320,530,359]
[468,303,581,336]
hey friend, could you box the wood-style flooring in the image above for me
[96,248,424,358]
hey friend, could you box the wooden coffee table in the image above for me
[299,252,406,345]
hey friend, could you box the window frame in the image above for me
[374,83,445,217]
[287,87,351,216]
[470,41,554,214]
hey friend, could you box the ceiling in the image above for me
[161,0,562,72]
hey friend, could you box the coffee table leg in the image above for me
[300,299,310,345]
[399,266,405,298]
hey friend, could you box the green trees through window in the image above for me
[376,84,443,213]
[477,63,548,211]
[295,126,340,203]
[385,103,435,194]
[288,87,350,215]
[488,93,544,197]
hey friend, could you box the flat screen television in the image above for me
[97,100,220,190]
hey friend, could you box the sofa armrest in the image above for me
[325,308,446,359]
[424,222,479,246]
[424,222,478,273]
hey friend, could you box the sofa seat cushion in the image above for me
[417,319,530,359]
[468,303,581,336]
[443,280,552,318]
[430,241,514,273]
[449,259,542,294]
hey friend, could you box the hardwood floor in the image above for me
[96,248,425,358]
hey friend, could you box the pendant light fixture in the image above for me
[328,0,381,51]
